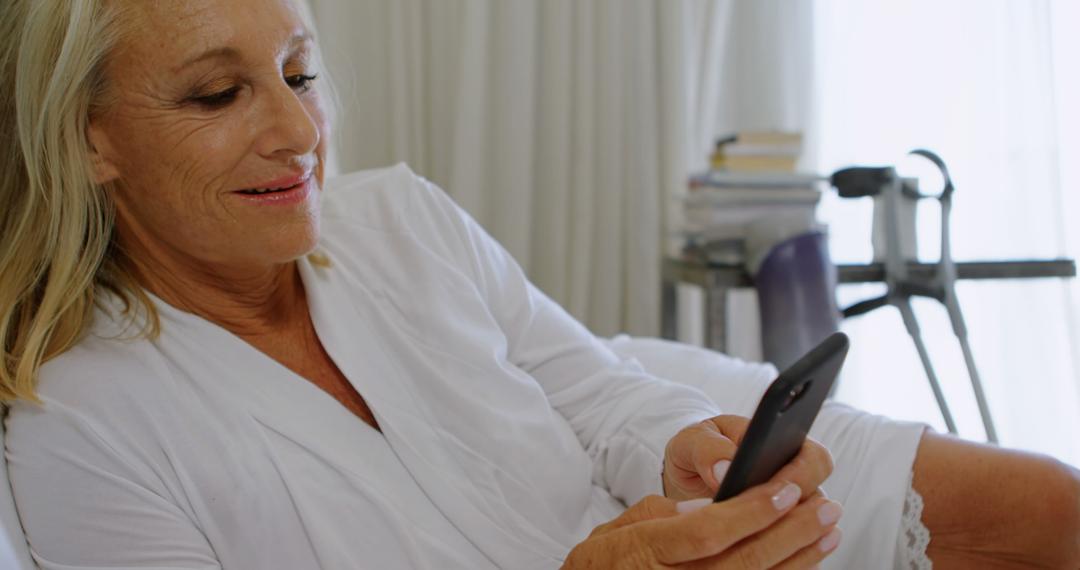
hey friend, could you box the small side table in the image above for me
[661,258,1078,354]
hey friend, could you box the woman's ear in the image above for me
[87,120,121,185]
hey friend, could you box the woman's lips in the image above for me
[232,176,314,206]
[235,170,313,194]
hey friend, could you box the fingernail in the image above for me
[772,483,801,511]
[818,527,842,552]
[676,498,712,514]
[712,460,731,484]
[817,501,843,526]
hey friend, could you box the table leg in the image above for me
[704,281,729,353]
[661,279,678,341]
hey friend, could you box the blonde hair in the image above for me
[0,0,129,404]
[0,0,337,404]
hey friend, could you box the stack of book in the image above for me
[710,132,804,173]
[675,132,823,265]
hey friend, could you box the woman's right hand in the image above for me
[562,481,842,569]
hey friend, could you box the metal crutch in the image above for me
[831,150,999,443]
[913,149,998,443]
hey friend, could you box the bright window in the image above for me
[811,0,1080,463]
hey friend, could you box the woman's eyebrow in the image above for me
[175,31,314,72]
[176,46,241,72]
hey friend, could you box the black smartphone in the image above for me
[714,332,850,502]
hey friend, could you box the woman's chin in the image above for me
[280,234,323,266]
[241,226,322,269]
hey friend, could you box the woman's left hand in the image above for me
[662,415,834,502]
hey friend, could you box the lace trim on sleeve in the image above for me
[896,470,933,569]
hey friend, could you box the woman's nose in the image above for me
[255,80,321,159]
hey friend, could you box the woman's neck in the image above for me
[115,233,309,338]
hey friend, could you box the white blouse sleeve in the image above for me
[409,175,721,506]
[5,401,222,570]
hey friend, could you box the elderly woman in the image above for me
[1,0,1077,568]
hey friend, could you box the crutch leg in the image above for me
[944,289,999,443]
[897,299,959,434]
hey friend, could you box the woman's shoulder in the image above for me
[317,163,485,285]
[321,162,468,236]
[3,323,191,529]
[4,310,204,496]
[14,312,176,428]
[321,163,418,226]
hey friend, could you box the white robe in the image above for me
[5,164,725,569]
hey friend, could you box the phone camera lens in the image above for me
[782,381,812,411]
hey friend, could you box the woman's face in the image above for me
[89,0,330,274]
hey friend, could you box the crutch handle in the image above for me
[830,167,897,199]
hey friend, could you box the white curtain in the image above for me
[811,0,1080,465]
[308,0,731,338]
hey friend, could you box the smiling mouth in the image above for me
[237,185,296,195]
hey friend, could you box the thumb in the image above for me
[666,420,739,495]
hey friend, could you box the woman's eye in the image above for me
[192,87,240,109]
[186,74,316,110]
[286,73,318,93]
